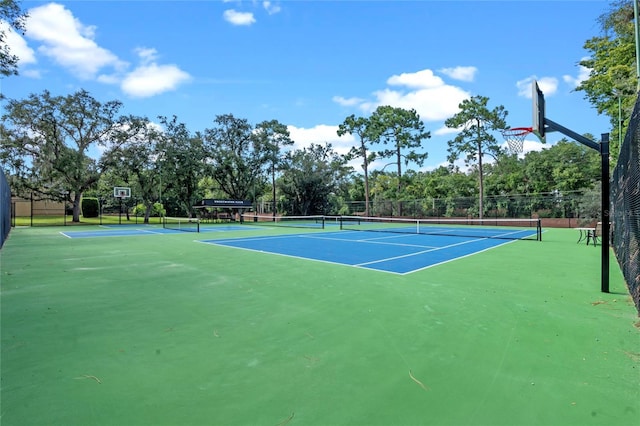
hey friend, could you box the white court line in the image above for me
[203,234,303,244]
[197,230,530,275]
[137,228,166,234]
[195,240,366,271]
[300,233,438,249]
[401,240,517,275]
[354,237,493,267]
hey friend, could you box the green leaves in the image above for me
[1,0,28,77]
[369,106,430,170]
[279,143,349,215]
[2,90,125,221]
[576,0,636,160]
[444,95,508,218]
[445,95,507,164]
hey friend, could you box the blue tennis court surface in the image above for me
[199,230,525,274]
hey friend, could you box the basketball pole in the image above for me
[543,118,610,293]
[600,134,610,294]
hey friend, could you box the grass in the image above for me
[1,225,638,426]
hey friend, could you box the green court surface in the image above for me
[1,225,638,426]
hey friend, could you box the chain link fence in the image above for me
[1,171,11,248]
[611,94,640,313]
[336,191,598,225]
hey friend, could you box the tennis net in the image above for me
[339,216,542,241]
[163,216,200,233]
[241,214,325,229]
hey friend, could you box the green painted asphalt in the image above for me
[1,225,638,426]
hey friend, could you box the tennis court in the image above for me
[200,230,528,274]
[1,223,638,426]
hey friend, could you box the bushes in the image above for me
[81,197,100,218]
[132,202,165,217]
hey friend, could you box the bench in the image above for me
[576,222,602,246]
[588,222,603,246]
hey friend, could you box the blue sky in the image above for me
[3,0,613,171]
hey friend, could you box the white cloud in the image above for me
[263,1,281,15]
[121,61,191,98]
[287,124,354,156]
[135,47,160,64]
[433,124,460,136]
[364,83,469,121]
[336,68,470,122]
[20,5,190,98]
[1,20,37,68]
[563,59,590,88]
[387,69,444,89]
[288,124,352,146]
[223,9,256,26]
[517,76,558,98]
[332,95,365,107]
[288,123,369,170]
[439,66,477,82]
[21,69,42,79]
[25,3,126,79]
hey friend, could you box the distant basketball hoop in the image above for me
[501,127,532,155]
[113,186,131,199]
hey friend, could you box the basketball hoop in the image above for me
[113,186,131,199]
[501,127,532,155]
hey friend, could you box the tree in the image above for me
[483,154,527,196]
[254,119,293,215]
[369,106,430,216]
[279,143,350,215]
[203,114,269,202]
[100,116,164,223]
[445,95,508,219]
[337,114,377,216]
[576,0,636,160]
[157,116,205,217]
[1,89,128,222]
[523,139,600,194]
[413,166,476,217]
[1,0,28,77]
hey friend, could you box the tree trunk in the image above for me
[72,192,82,222]
[396,145,402,217]
[477,139,484,219]
[144,203,152,224]
[363,146,370,217]
[272,163,276,217]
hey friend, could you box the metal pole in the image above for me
[272,163,276,221]
[600,133,610,293]
[618,95,622,153]
[635,0,640,90]
[545,117,611,293]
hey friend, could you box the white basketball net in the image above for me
[501,128,531,155]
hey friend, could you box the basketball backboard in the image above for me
[532,80,546,141]
[113,186,131,198]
